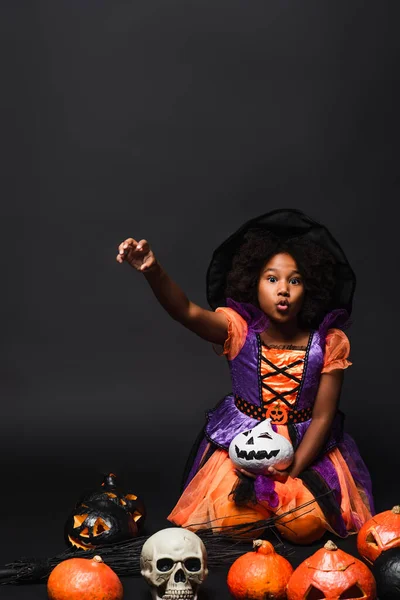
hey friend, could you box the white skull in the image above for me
[229,418,294,474]
[140,527,208,600]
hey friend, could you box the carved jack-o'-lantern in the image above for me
[228,418,294,474]
[286,540,377,600]
[357,506,400,565]
[65,473,146,550]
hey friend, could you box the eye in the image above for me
[305,586,325,599]
[93,517,110,535]
[157,558,174,572]
[365,532,379,547]
[242,431,252,437]
[289,277,301,285]
[258,432,272,439]
[267,276,277,283]
[338,584,365,598]
[184,558,202,571]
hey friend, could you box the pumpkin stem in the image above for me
[252,539,274,555]
[392,506,400,514]
[93,555,103,563]
[324,540,338,551]
[102,473,118,489]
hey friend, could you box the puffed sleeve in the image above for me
[321,328,352,373]
[213,307,248,360]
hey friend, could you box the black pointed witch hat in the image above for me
[206,208,356,314]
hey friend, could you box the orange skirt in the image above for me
[168,447,372,544]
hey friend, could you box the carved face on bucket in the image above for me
[228,418,294,474]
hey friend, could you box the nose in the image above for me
[246,437,254,445]
[278,284,289,297]
[174,568,187,583]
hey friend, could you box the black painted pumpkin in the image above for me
[372,547,400,600]
[86,473,146,529]
[65,473,146,550]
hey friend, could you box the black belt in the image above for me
[234,394,312,424]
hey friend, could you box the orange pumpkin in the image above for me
[271,484,327,545]
[275,510,327,545]
[227,539,294,599]
[286,540,376,600]
[47,555,123,600]
[357,505,400,564]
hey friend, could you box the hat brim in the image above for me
[206,208,356,314]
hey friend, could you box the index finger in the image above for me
[118,238,138,254]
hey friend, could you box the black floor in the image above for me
[0,462,395,599]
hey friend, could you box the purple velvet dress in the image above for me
[183,300,375,537]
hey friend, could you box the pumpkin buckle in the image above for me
[265,402,288,425]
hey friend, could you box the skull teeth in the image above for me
[163,593,193,599]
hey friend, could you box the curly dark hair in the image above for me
[225,228,337,329]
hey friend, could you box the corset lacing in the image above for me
[235,343,313,424]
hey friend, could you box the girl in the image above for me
[116,209,374,544]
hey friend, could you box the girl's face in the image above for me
[257,252,305,323]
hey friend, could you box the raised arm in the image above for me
[116,237,228,345]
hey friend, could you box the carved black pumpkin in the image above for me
[65,473,146,550]
[88,473,146,529]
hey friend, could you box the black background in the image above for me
[1,1,399,598]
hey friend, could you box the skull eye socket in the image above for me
[184,558,201,572]
[156,558,174,572]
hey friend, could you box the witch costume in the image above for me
[168,209,374,543]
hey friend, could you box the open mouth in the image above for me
[276,303,289,312]
[235,446,280,461]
